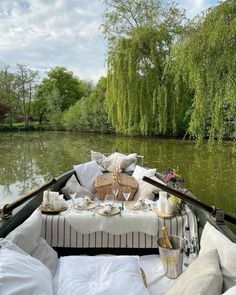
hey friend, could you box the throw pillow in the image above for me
[5,210,58,274]
[91,151,137,172]
[0,247,53,295]
[5,210,42,255]
[166,249,223,295]
[61,174,94,199]
[57,255,149,295]
[31,237,58,274]
[132,165,156,182]
[200,221,236,291]
[134,176,165,200]
[74,160,102,194]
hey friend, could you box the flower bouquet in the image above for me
[163,169,185,214]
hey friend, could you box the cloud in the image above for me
[179,0,218,18]
[0,0,218,82]
[0,0,106,82]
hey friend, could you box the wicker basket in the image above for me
[95,173,137,201]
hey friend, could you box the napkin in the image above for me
[133,198,145,210]
[77,196,91,208]
[103,204,112,214]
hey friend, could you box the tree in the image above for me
[101,0,185,50]
[63,77,114,133]
[0,64,18,125]
[16,64,38,126]
[171,0,236,143]
[35,67,84,113]
[103,0,187,135]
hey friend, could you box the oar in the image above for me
[0,178,56,218]
[142,176,236,225]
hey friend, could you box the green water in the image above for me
[0,132,235,219]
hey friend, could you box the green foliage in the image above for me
[171,0,236,143]
[0,64,20,125]
[104,0,235,142]
[33,67,88,126]
[105,25,187,135]
[15,64,38,126]
[63,77,114,133]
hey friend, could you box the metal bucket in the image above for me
[156,235,186,279]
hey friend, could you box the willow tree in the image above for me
[171,0,236,143]
[102,0,187,135]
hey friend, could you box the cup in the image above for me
[159,191,168,213]
[54,199,62,210]
[165,199,173,214]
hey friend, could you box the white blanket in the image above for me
[53,255,178,295]
[55,256,149,295]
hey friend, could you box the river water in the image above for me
[0,132,235,219]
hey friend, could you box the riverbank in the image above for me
[1,123,236,144]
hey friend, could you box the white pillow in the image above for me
[222,285,236,295]
[125,162,136,172]
[166,249,223,295]
[5,210,58,274]
[132,165,156,182]
[134,176,165,200]
[57,255,149,295]
[0,248,53,295]
[74,160,102,194]
[5,210,42,254]
[61,174,94,199]
[31,237,58,274]
[91,151,137,172]
[200,222,236,292]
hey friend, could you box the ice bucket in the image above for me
[156,235,186,279]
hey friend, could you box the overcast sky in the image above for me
[0,0,218,83]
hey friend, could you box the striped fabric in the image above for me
[41,207,198,249]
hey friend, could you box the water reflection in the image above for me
[0,132,235,220]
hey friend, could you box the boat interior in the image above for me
[0,152,236,295]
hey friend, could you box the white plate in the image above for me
[96,206,120,216]
[74,202,96,210]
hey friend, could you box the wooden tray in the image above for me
[153,208,175,218]
[40,205,68,214]
[74,202,96,210]
[96,206,120,216]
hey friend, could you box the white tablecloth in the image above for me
[41,201,198,249]
[60,207,158,236]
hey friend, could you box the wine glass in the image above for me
[122,187,131,209]
[69,191,77,212]
[104,194,115,207]
[111,182,119,201]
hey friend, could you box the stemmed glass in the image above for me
[104,194,115,207]
[69,191,77,212]
[111,182,119,202]
[122,187,131,209]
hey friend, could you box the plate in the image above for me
[40,205,68,214]
[74,202,96,210]
[96,206,120,216]
[153,208,175,218]
[125,202,149,211]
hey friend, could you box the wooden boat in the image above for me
[0,155,236,295]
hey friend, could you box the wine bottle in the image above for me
[161,226,173,249]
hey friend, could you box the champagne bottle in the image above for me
[161,226,173,249]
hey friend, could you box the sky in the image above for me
[0,0,219,83]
